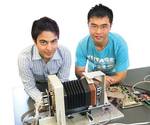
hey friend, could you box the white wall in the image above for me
[0,0,150,124]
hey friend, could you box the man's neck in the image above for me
[95,40,108,51]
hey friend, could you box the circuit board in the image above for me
[107,85,143,108]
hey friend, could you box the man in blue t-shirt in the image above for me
[75,4,129,86]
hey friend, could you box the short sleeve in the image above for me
[75,41,87,67]
[114,37,129,72]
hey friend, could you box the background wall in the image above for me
[0,0,150,124]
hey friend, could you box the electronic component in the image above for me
[22,71,124,125]
[44,71,110,125]
[107,85,143,108]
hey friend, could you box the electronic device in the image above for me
[107,85,143,108]
[38,71,124,125]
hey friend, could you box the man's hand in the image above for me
[75,66,86,79]
[105,71,127,86]
[34,98,44,113]
[106,76,116,86]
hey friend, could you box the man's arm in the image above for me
[106,71,127,86]
[18,54,42,102]
[107,34,129,85]
[75,66,86,79]
[75,66,127,86]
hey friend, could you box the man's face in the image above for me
[35,31,58,62]
[88,16,111,45]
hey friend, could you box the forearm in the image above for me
[20,73,42,102]
[75,71,84,79]
[18,55,43,102]
[75,67,85,79]
[24,83,42,102]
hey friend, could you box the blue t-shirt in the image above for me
[75,32,129,75]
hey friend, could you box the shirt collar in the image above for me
[32,45,61,61]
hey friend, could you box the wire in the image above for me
[132,80,150,93]
[107,121,150,125]
[121,84,149,93]
[122,74,150,93]
[144,75,150,81]
[128,74,150,93]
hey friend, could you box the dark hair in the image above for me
[88,4,113,24]
[31,17,59,41]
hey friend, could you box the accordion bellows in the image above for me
[63,78,98,115]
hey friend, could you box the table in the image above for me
[13,67,150,125]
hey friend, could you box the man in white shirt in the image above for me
[18,17,71,110]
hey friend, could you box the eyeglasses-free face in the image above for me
[35,31,58,63]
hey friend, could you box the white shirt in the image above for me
[18,44,71,101]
